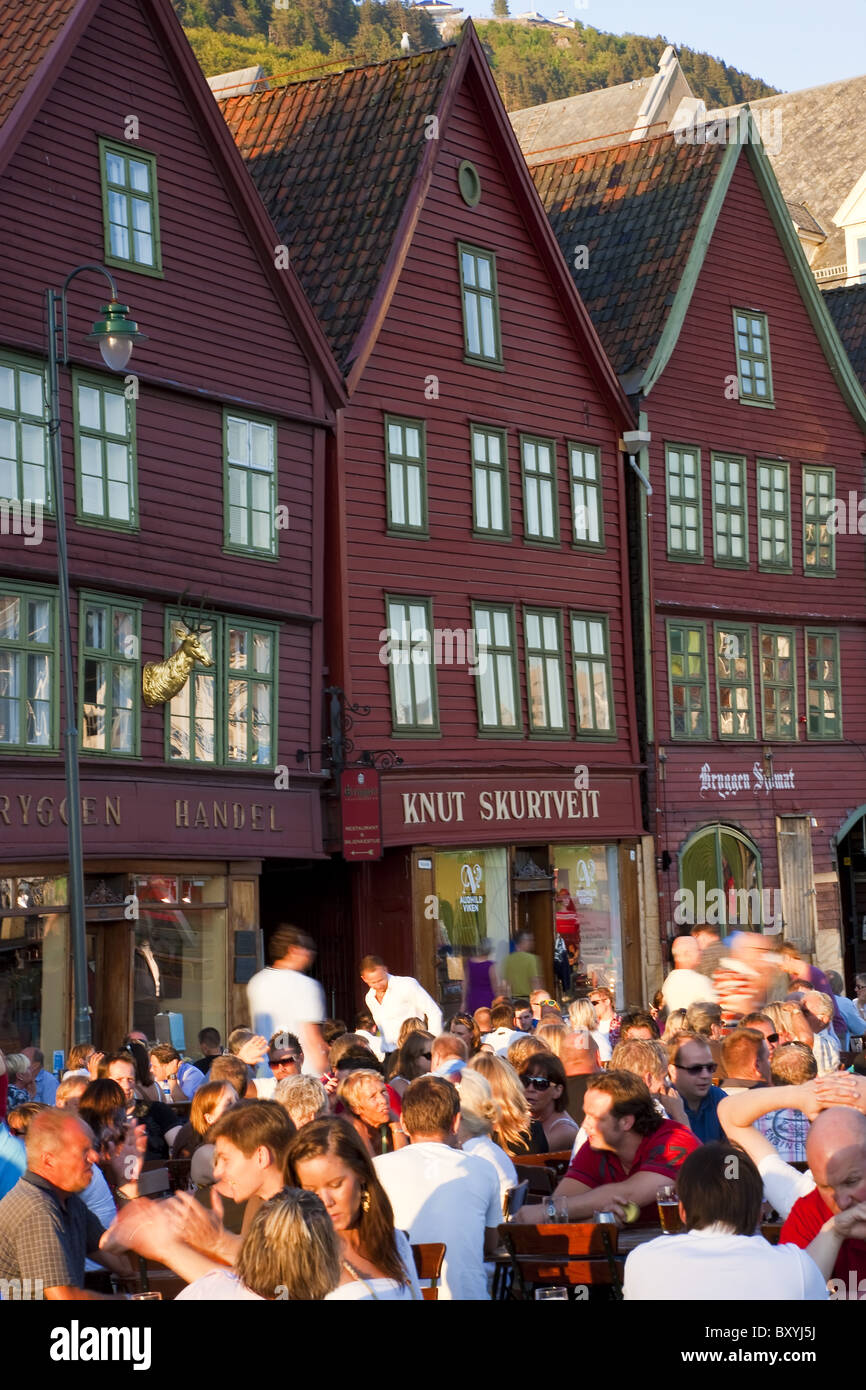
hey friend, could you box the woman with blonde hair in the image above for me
[337,1069,407,1155]
[661,1008,689,1043]
[468,1051,547,1156]
[535,1022,568,1058]
[506,1034,549,1073]
[569,998,611,1062]
[457,1067,517,1208]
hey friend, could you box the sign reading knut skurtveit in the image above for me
[380,773,643,847]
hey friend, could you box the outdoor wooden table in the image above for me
[617,1225,664,1254]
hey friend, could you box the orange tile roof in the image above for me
[0,0,82,133]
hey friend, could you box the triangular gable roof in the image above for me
[824,282,866,391]
[220,22,633,420]
[0,0,345,411]
[529,121,866,429]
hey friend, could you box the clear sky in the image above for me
[456,0,866,92]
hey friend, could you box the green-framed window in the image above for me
[569,444,603,548]
[733,309,773,405]
[225,413,277,557]
[711,453,748,567]
[472,603,520,732]
[0,356,51,512]
[226,622,277,766]
[166,611,218,765]
[79,594,141,757]
[471,425,509,537]
[165,611,279,767]
[805,629,842,740]
[803,466,835,575]
[524,607,567,734]
[757,460,791,570]
[759,627,796,741]
[384,596,438,733]
[667,621,709,739]
[715,625,755,739]
[665,444,702,559]
[571,612,614,736]
[0,584,57,751]
[458,243,502,365]
[99,138,162,275]
[385,417,427,535]
[73,373,137,529]
[521,436,558,543]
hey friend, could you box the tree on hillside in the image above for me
[493,0,510,16]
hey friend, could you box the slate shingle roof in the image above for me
[721,76,866,277]
[530,133,726,382]
[220,46,458,370]
[0,0,82,133]
[510,63,692,165]
[824,282,866,390]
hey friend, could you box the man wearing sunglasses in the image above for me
[668,1031,726,1142]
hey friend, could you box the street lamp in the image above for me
[46,263,145,1045]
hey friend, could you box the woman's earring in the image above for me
[361,1187,371,1214]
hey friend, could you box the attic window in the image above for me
[458,161,481,208]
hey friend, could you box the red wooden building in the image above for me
[222,24,649,1016]
[531,122,866,989]
[0,0,344,1055]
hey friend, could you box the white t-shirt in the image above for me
[365,975,443,1052]
[373,1142,500,1300]
[246,966,326,1076]
[463,1134,518,1209]
[325,1229,421,1301]
[175,1270,263,1300]
[624,1225,827,1301]
[481,1027,523,1057]
[757,1151,815,1219]
[661,968,716,1012]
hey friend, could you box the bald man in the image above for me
[661,936,717,1013]
[718,1075,866,1289]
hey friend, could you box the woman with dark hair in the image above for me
[78,1079,129,1151]
[449,1012,482,1056]
[287,1116,421,1300]
[623,1143,828,1301]
[518,1052,579,1151]
[388,1030,433,1099]
[121,1038,159,1103]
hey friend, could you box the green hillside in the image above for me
[175,1,778,110]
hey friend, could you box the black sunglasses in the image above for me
[421,1051,432,1060]
[673,1062,715,1075]
[271,1056,300,1067]
[521,1075,553,1091]
[767,1033,779,1044]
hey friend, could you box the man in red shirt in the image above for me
[719,1075,866,1292]
[516,1070,700,1224]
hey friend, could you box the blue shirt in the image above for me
[0,1124,26,1201]
[680,1085,726,1143]
[33,1071,58,1104]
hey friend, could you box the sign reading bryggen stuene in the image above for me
[0,779,324,859]
[381,773,643,847]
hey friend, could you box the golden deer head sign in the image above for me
[142,604,214,708]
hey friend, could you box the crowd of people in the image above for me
[3,921,866,1302]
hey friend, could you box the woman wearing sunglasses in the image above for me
[518,1052,579,1151]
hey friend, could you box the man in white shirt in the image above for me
[481,1002,524,1056]
[373,1075,501,1300]
[624,1140,827,1301]
[661,936,717,1013]
[247,926,329,1077]
[360,955,443,1054]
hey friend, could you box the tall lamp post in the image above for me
[46,264,144,1045]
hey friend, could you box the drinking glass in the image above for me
[129,1291,163,1300]
[535,1287,569,1300]
[657,1184,682,1234]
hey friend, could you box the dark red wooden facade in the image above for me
[0,0,343,1051]
[645,151,866,982]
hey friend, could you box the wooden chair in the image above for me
[504,1180,529,1221]
[514,1150,573,1178]
[411,1242,446,1301]
[496,1222,622,1301]
[514,1163,556,1198]
[761,1223,783,1245]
